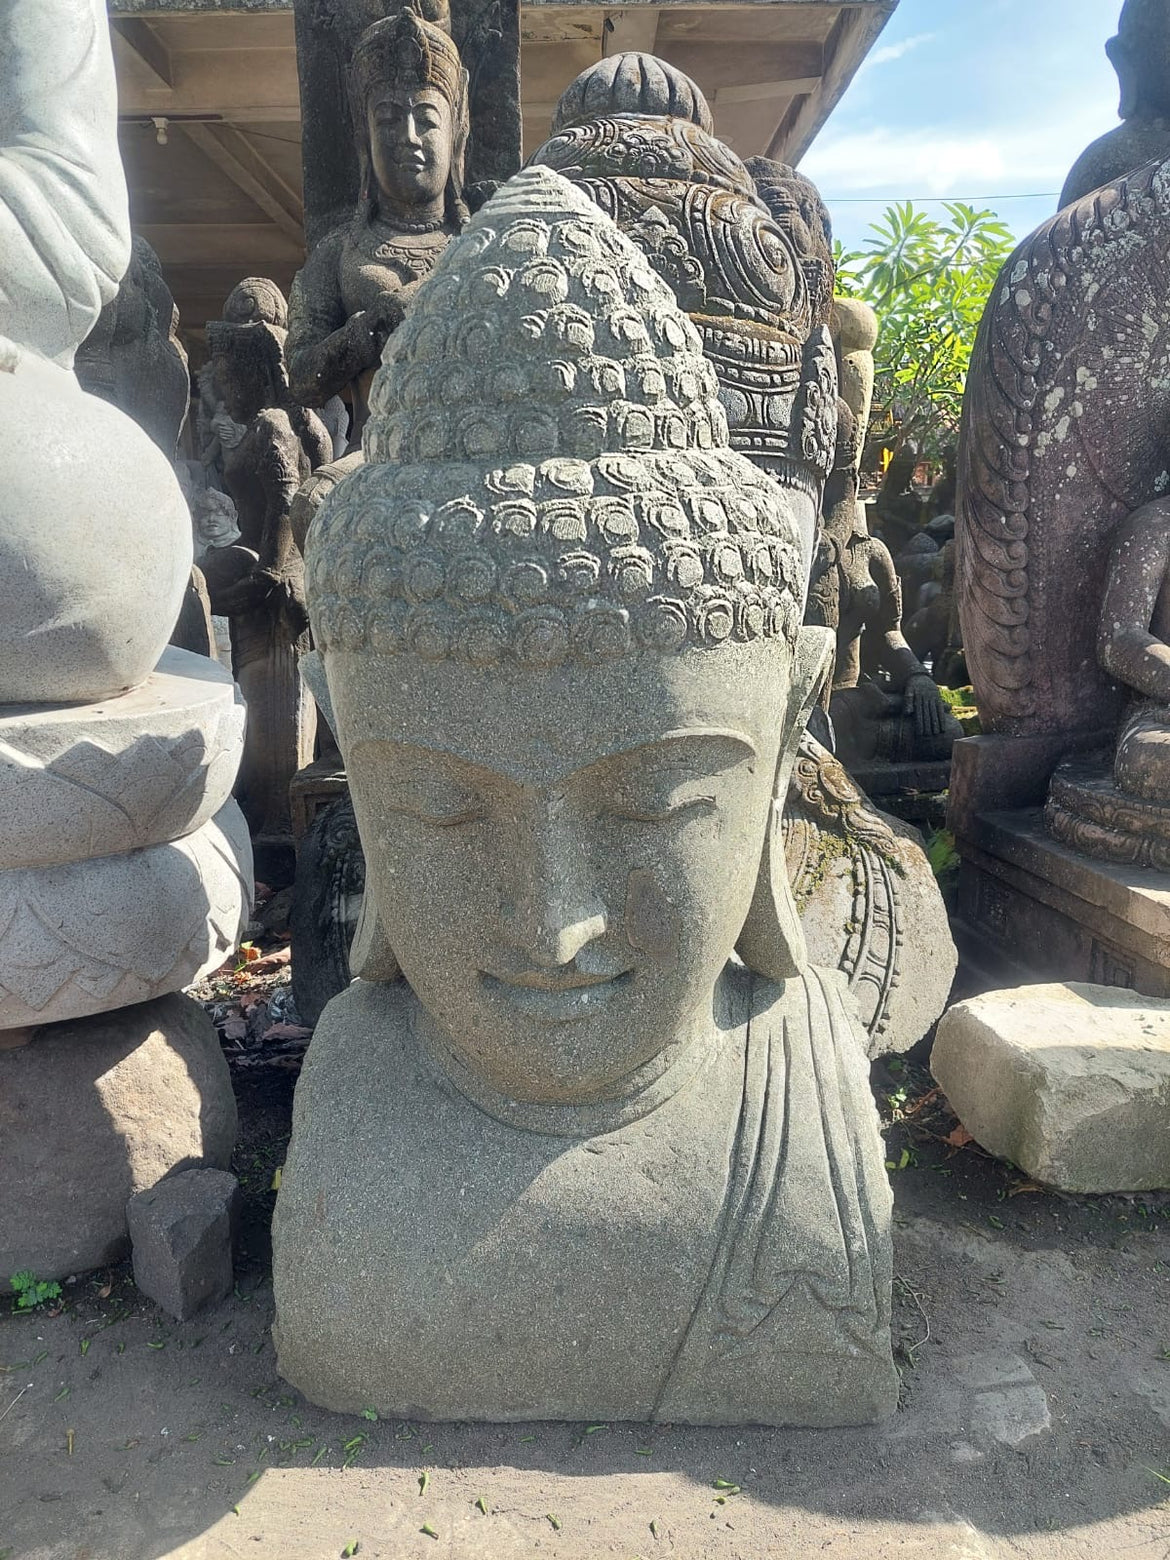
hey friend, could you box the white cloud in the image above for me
[802,110,1106,201]
[859,32,938,72]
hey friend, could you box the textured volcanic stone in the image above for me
[0,995,237,1288]
[932,983,1170,1193]
[0,648,245,870]
[784,734,957,1057]
[128,1169,240,1320]
[273,167,896,1428]
[0,801,252,1031]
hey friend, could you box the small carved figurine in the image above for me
[273,168,896,1428]
[203,281,332,859]
[811,299,960,770]
[287,2,471,442]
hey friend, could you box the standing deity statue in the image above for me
[203,281,332,864]
[1062,0,1170,208]
[286,2,471,444]
[272,168,896,1427]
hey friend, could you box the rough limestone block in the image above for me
[0,799,253,1031]
[128,1169,240,1320]
[0,995,237,1288]
[0,647,246,870]
[932,983,1170,1193]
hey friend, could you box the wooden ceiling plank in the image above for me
[178,121,304,241]
[603,8,659,56]
[769,2,897,164]
[111,18,173,90]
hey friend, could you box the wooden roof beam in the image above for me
[111,18,173,90]
[178,122,304,242]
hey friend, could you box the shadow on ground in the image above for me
[2,1063,1169,1560]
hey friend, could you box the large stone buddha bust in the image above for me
[272,167,896,1427]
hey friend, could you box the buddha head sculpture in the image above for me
[350,3,470,230]
[305,167,832,1108]
[1110,0,1170,120]
[223,276,289,329]
[528,56,837,578]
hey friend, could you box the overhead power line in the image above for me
[825,193,1059,203]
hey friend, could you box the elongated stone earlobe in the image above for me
[736,626,833,981]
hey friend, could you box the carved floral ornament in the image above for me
[307,169,807,667]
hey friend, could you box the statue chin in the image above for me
[0,345,192,704]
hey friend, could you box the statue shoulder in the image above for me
[300,979,415,1085]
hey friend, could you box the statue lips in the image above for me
[480,965,635,1022]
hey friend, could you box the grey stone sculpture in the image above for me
[287,2,472,440]
[784,734,956,1056]
[810,298,961,780]
[0,0,249,1281]
[272,166,896,1428]
[202,281,332,867]
[529,53,838,581]
[1061,0,1170,208]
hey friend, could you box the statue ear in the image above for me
[348,859,402,983]
[1107,33,1139,118]
[735,626,834,982]
[299,649,402,983]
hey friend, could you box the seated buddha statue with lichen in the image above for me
[271,167,896,1428]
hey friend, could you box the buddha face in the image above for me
[332,642,796,1105]
[367,87,453,213]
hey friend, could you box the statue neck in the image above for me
[371,193,447,233]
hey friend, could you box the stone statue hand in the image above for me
[367,293,407,346]
[904,672,946,739]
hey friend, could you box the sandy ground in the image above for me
[2,1058,1170,1560]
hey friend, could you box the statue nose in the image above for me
[500,803,608,967]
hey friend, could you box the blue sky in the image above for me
[801,0,1123,251]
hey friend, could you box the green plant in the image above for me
[836,202,1016,468]
[925,827,960,883]
[9,1270,63,1310]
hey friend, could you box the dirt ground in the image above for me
[3,1028,1170,1560]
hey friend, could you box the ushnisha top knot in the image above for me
[306,167,805,668]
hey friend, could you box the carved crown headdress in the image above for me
[306,167,805,669]
[350,4,468,119]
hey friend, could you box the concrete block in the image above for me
[932,982,1170,1193]
[128,1168,240,1320]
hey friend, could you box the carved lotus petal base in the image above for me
[0,801,253,1031]
[1045,753,1170,871]
[0,648,246,870]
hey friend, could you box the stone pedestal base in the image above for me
[0,801,252,1031]
[0,994,237,1287]
[1045,751,1170,871]
[952,808,1170,996]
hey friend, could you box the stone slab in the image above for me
[0,994,237,1288]
[0,800,253,1031]
[932,982,1170,1193]
[0,647,245,869]
[128,1169,240,1320]
[952,807,1170,995]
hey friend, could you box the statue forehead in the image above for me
[370,86,449,114]
[329,642,790,779]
